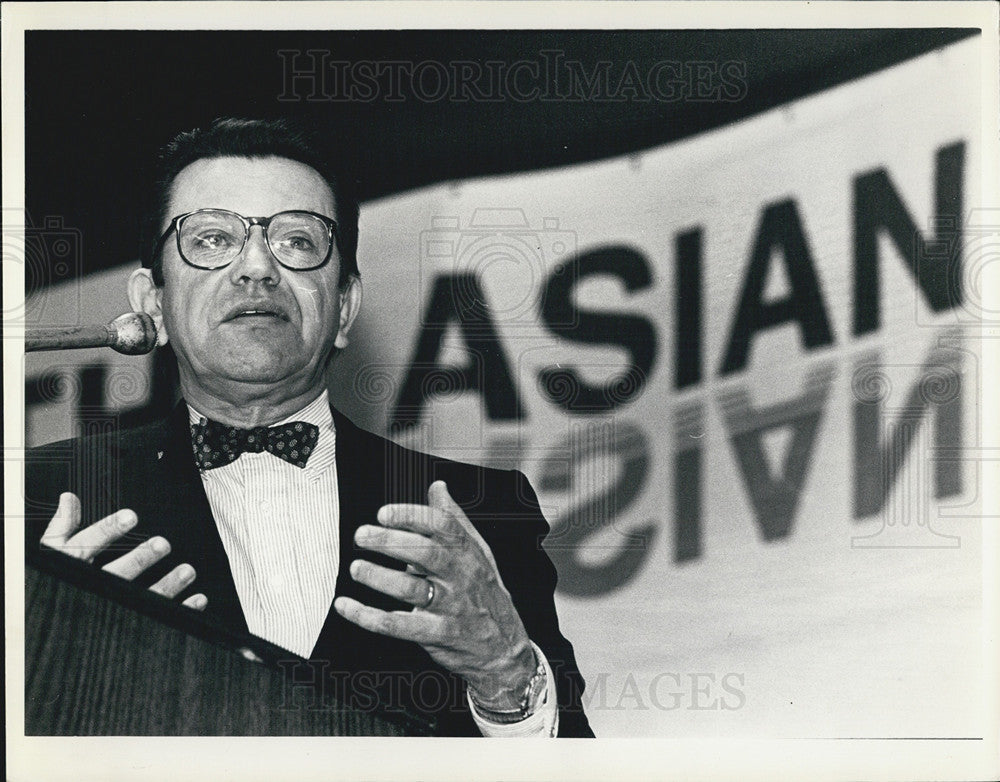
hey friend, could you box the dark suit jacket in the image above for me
[25,402,594,737]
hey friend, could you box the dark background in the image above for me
[24,28,976,281]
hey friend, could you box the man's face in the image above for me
[156,155,352,397]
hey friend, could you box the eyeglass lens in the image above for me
[178,210,331,269]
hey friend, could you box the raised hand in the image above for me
[333,480,535,710]
[40,492,207,610]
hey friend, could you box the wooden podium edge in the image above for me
[24,548,434,735]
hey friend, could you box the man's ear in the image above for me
[333,275,363,349]
[127,268,169,346]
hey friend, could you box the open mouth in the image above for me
[223,304,290,322]
[231,310,283,319]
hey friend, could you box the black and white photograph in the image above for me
[4,2,998,780]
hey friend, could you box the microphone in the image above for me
[26,312,159,355]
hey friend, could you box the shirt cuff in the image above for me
[468,641,559,738]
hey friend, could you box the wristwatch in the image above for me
[469,647,549,724]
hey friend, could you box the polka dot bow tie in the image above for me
[190,417,319,470]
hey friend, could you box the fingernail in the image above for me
[117,510,138,531]
[377,507,391,524]
[191,594,207,610]
[150,536,170,554]
[429,480,448,500]
[178,563,195,581]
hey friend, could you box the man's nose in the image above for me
[228,226,281,286]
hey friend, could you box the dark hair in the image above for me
[141,117,360,287]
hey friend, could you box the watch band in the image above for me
[468,648,548,724]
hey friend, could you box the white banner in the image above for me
[23,37,989,737]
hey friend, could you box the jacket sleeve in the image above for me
[470,467,595,738]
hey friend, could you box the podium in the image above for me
[24,560,416,736]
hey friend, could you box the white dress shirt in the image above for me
[190,392,339,658]
[189,390,557,736]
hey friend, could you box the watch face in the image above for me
[524,667,548,714]
[468,656,548,722]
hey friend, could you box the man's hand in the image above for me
[333,480,536,710]
[41,492,208,610]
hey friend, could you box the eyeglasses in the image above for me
[155,209,338,271]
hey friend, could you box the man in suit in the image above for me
[26,118,593,737]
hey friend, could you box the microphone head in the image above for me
[109,312,158,355]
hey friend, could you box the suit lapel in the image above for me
[144,403,435,685]
[311,407,389,667]
[311,407,425,667]
[330,407,384,607]
[305,408,449,733]
[140,403,249,634]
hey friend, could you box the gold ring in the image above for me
[422,579,436,609]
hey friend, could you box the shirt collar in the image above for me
[187,390,336,476]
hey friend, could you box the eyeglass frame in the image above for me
[153,208,339,272]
